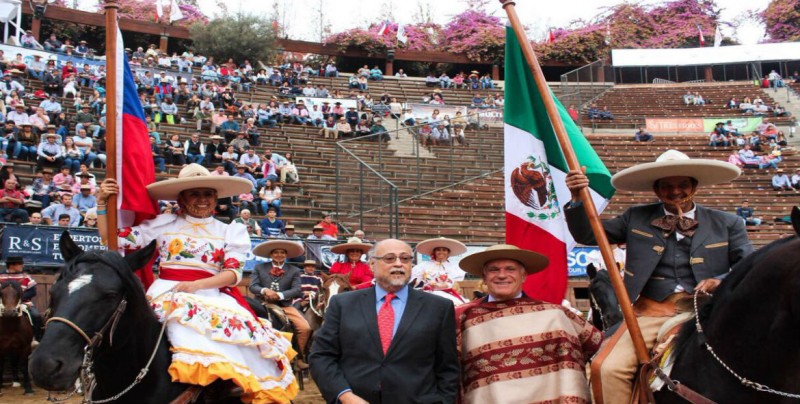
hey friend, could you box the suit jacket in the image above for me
[309,286,459,404]
[248,262,303,307]
[566,202,753,302]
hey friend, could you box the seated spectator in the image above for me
[598,106,614,120]
[682,91,694,105]
[335,117,352,138]
[279,152,299,184]
[792,168,800,188]
[150,136,166,173]
[394,68,407,78]
[324,62,338,78]
[430,123,450,146]
[768,69,784,88]
[369,66,383,81]
[43,33,62,52]
[158,97,178,124]
[633,127,653,142]
[709,123,729,147]
[31,168,57,209]
[72,184,97,220]
[317,214,338,238]
[36,132,64,172]
[453,72,466,89]
[774,103,790,117]
[424,73,439,87]
[438,73,452,89]
[41,192,80,226]
[453,124,467,146]
[183,132,205,165]
[692,92,705,105]
[470,93,484,108]
[723,120,741,138]
[726,97,738,109]
[727,151,743,168]
[480,73,494,89]
[402,108,416,127]
[587,104,600,120]
[163,133,186,166]
[736,201,761,226]
[772,169,795,191]
[567,104,579,123]
[258,179,282,216]
[354,119,371,137]
[259,207,284,238]
[234,209,261,237]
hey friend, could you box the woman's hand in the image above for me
[96,178,119,205]
[173,281,202,293]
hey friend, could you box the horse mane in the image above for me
[60,250,155,326]
[673,234,799,354]
[0,280,23,300]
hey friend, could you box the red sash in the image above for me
[159,268,258,320]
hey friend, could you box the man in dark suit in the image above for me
[564,150,753,404]
[250,240,311,368]
[310,239,459,404]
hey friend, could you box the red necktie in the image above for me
[270,267,284,277]
[378,293,395,355]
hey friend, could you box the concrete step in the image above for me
[383,117,436,158]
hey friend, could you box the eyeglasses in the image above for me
[373,254,413,264]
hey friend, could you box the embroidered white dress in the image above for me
[119,213,297,403]
[411,259,468,306]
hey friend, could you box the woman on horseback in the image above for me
[96,164,298,403]
[411,237,469,306]
[329,237,373,289]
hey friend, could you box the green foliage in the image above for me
[189,13,278,65]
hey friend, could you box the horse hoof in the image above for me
[24,390,34,395]
[11,382,20,388]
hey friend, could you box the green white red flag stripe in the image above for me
[504,25,614,304]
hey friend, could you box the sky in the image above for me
[187,0,772,45]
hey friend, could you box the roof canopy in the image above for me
[612,42,800,67]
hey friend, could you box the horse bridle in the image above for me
[645,290,800,403]
[45,293,171,404]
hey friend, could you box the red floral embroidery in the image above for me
[228,318,244,331]
[118,228,132,238]
[201,255,208,263]
[223,258,241,270]
[224,328,231,337]
[211,248,225,264]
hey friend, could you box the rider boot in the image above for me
[27,304,44,341]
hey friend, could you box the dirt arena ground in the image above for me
[6,374,324,403]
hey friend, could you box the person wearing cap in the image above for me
[26,54,46,80]
[0,256,44,341]
[771,168,795,191]
[72,181,96,217]
[250,240,311,368]
[6,104,30,126]
[308,224,334,241]
[564,149,753,403]
[31,168,57,209]
[454,244,602,403]
[310,238,459,404]
[330,237,374,288]
[204,135,226,167]
[294,259,322,312]
[791,167,800,188]
[74,40,89,57]
[0,178,28,223]
[36,131,64,172]
[96,164,298,402]
[411,238,469,306]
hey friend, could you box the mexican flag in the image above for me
[504,26,615,304]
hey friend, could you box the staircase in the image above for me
[383,116,435,158]
[763,86,800,147]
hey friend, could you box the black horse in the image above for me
[30,233,239,403]
[653,207,800,402]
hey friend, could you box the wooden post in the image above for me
[705,66,713,82]
[500,0,651,366]
[492,64,500,80]
[385,59,393,77]
[104,0,119,251]
[30,18,41,40]
[159,34,169,53]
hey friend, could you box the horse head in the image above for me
[30,231,156,392]
[0,281,24,318]
[320,273,353,312]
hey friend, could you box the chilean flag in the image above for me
[113,29,158,228]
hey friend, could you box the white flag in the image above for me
[714,24,722,47]
[155,0,163,19]
[397,24,407,44]
[169,0,184,23]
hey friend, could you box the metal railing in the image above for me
[559,60,615,126]
[333,111,495,238]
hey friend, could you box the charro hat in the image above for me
[252,240,304,258]
[146,163,252,200]
[330,237,372,254]
[5,256,23,265]
[209,135,224,140]
[610,149,741,192]
[303,259,317,266]
[284,224,295,230]
[415,237,467,257]
[312,224,324,231]
[459,244,549,276]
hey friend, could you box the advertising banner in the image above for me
[467,107,504,124]
[645,118,704,133]
[702,117,763,132]
[408,103,467,122]
[295,97,359,111]
[2,225,106,266]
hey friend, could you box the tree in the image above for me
[442,9,505,63]
[189,13,278,65]
[761,0,800,42]
[94,0,207,27]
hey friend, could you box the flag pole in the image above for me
[104,0,119,251]
[499,0,651,365]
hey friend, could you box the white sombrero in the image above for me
[415,237,467,256]
[146,163,253,200]
[252,240,305,258]
[459,244,549,276]
[330,237,373,254]
[611,150,741,192]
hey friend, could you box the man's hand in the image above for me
[338,392,369,404]
[262,289,279,301]
[565,166,589,202]
[695,278,721,294]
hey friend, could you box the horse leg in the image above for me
[21,354,32,395]
[10,355,20,388]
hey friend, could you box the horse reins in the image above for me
[46,291,174,404]
[691,290,800,400]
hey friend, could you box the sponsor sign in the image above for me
[2,225,106,266]
[645,118,704,133]
[702,117,763,132]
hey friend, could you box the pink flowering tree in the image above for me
[400,23,443,52]
[93,0,208,27]
[760,0,800,42]
[442,9,505,63]
[323,23,396,56]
